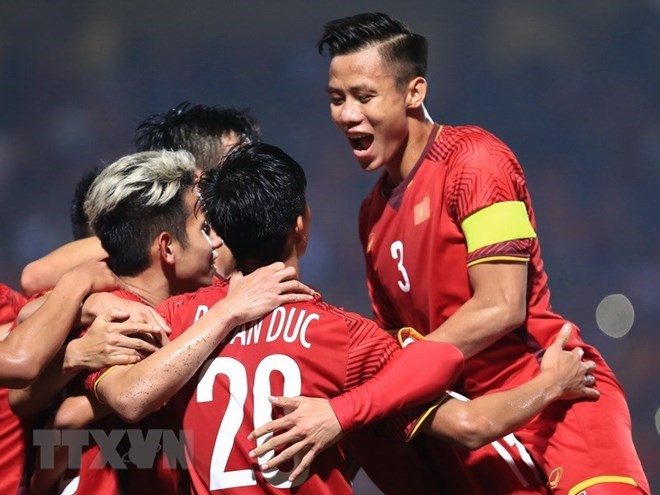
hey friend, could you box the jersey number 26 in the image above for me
[197,355,310,490]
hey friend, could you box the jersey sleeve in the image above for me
[342,311,401,390]
[342,314,416,438]
[445,129,536,267]
[330,317,463,438]
[0,284,27,325]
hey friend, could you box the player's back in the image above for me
[161,282,397,494]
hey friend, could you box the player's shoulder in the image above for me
[309,293,369,326]
[436,124,508,156]
[158,279,228,313]
[437,125,518,174]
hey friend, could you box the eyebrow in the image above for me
[327,83,374,94]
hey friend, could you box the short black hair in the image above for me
[70,166,103,240]
[134,101,261,171]
[318,13,428,88]
[198,143,307,274]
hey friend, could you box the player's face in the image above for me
[173,189,222,292]
[328,46,410,172]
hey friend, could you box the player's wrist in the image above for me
[328,393,355,433]
[535,370,562,403]
[62,339,84,372]
[207,300,242,337]
[56,272,92,301]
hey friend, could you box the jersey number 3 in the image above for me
[197,355,310,489]
[390,240,411,293]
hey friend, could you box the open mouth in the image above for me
[348,133,374,153]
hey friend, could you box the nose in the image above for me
[208,228,223,250]
[336,99,362,130]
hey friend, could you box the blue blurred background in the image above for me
[0,1,657,492]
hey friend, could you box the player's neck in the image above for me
[118,268,170,307]
[386,118,435,186]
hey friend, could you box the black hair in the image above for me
[134,101,261,171]
[70,166,103,240]
[94,191,192,277]
[318,13,428,88]
[198,143,307,274]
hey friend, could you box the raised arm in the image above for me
[21,237,108,297]
[421,324,599,449]
[94,263,314,423]
[0,260,117,388]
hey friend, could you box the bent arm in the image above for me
[95,263,313,423]
[21,237,107,296]
[96,298,241,423]
[425,261,527,358]
[53,394,112,429]
[425,376,558,449]
[423,325,599,449]
[0,275,91,388]
[8,348,78,417]
[0,260,116,388]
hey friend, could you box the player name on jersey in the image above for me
[194,304,317,349]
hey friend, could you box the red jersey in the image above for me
[80,289,179,495]
[0,283,29,495]
[359,124,649,494]
[0,283,26,327]
[157,281,410,495]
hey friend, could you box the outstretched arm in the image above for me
[247,337,464,481]
[95,263,314,423]
[249,325,597,480]
[0,260,117,388]
[422,324,599,449]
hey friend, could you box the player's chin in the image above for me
[198,269,216,287]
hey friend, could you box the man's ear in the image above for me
[294,205,311,255]
[157,232,176,265]
[406,76,427,109]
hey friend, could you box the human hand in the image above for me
[221,262,314,325]
[540,324,599,401]
[248,396,342,481]
[81,293,170,332]
[65,308,166,370]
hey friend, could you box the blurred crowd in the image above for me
[0,1,657,490]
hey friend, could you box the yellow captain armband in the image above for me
[461,201,536,253]
[396,327,427,348]
[92,365,121,404]
[406,393,452,442]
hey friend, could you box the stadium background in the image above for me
[0,1,657,492]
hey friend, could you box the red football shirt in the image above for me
[157,281,408,495]
[358,124,649,494]
[80,289,179,495]
[0,283,30,495]
[359,124,594,396]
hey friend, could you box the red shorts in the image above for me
[347,423,547,494]
[515,353,649,495]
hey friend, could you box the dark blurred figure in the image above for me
[134,101,261,171]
